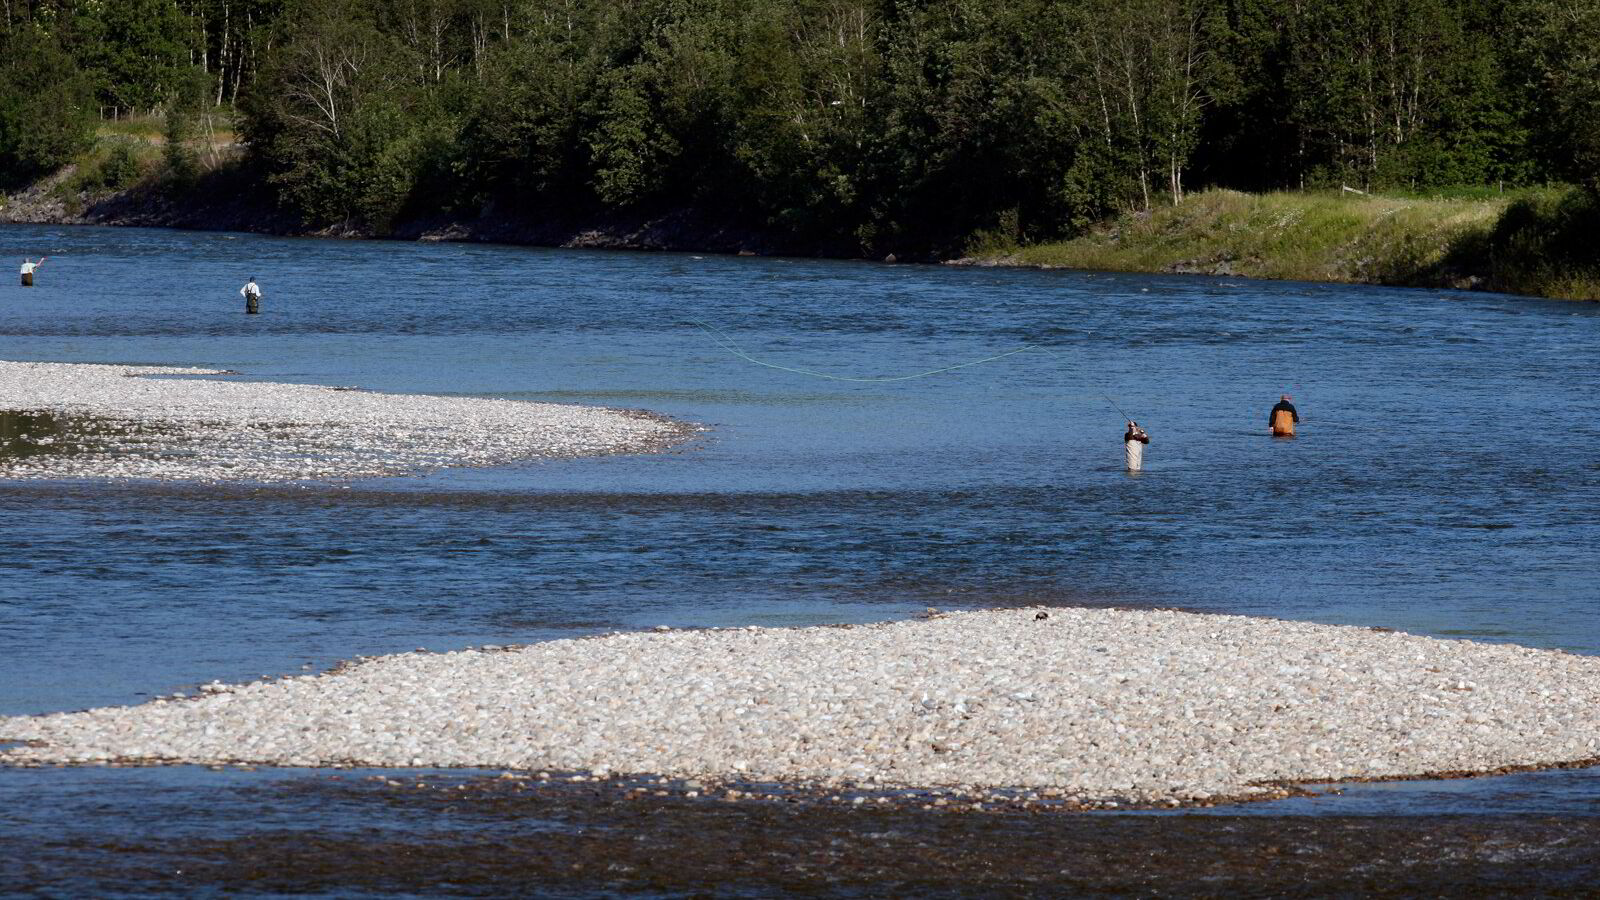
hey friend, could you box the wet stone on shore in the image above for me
[0,360,693,482]
[6,607,1600,808]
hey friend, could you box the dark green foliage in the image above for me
[242,1,438,228]
[99,142,146,188]
[2,0,1599,254]
[1512,0,1600,193]
[164,66,213,184]
[1487,187,1600,297]
[70,140,150,192]
[76,0,195,112]
[0,26,96,187]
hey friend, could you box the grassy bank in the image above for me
[0,108,287,234]
[0,111,240,219]
[980,188,1600,302]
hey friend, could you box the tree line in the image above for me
[2,0,1597,255]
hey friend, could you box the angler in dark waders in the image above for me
[19,257,45,286]
[1269,394,1299,437]
[240,278,262,314]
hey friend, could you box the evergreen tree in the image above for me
[0,0,1592,248]
[0,23,95,186]
[78,0,194,113]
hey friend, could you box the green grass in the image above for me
[57,108,244,202]
[985,188,1599,301]
[93,108,239,154]
[1372,184,1520,202]
[96,114,166,142]
[68,136,163,191]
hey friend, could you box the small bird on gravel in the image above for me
[1035,612,1049,621]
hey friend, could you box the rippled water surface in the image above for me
[2,224,1598,893]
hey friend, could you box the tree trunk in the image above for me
[216,0,232,106]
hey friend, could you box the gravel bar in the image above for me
[0,359,688,481]
[6,607,1600,807]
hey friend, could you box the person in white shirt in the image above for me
[240,278,262,314]
[19,257,45,287]
[1123,420,1150,472]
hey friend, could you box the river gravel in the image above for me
[0,359,686,481]
[5,607,1599,806]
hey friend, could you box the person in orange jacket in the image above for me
[1269,394,1299,437]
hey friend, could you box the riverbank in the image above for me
[0,360,689,482]
[8,158,1598,299]
[8,606,1600,808]
[0,160,804,256]
[959,188,1600,301]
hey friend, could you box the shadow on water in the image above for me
[4,768,1600,896]
[0,409,181,464]
[0,410,94,460]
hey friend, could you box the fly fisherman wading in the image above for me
[1269,394,1299,437]
[1124,421,1150,472]
[240,278,262,314]
[19,257,45,287]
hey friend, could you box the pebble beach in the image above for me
[0,359,688,481]
[7,607,1599,807]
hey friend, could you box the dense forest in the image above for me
[1,0,1597,255]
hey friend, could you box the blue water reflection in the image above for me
[1,224,1598,821]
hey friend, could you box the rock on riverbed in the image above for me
[0,359,688,481]
[5,607,1599,806]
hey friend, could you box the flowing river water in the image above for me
[1,224,1598,893]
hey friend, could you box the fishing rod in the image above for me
[1012,342,1141,425]
[1101,393,1133,421]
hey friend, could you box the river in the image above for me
[2,224,1598,893]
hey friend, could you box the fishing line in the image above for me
[688,319,1047,383]
[693,321,1155,435]
[1029,343,1139,422]
[690,319,1387,435]
[693,319,1138,422]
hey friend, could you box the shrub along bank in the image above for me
[976,188,1600,302]
[8,150,1597,304]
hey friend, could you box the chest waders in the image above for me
[1271,407,1296,437]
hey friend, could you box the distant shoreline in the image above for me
[5,170,1595,302]
[0,164,831,259]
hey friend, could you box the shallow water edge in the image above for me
[6,766,1600,896]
